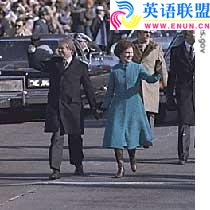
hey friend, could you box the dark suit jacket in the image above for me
[33,19,49,35]
[91,15,102,41]
[28,54,96,134]
[71,8,85,33]
[167,41,195,125]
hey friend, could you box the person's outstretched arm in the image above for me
[139,64,161,83]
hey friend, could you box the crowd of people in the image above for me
[0,0,111,48]
[0,0,180,55]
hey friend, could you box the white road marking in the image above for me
[0,181,194,187]
[0,189,36,206]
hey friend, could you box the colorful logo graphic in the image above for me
[110,1,142,30]
[110,0,210,30]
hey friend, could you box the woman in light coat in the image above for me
[101,40,160,178]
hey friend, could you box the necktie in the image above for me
[64,60,68,69]
[189,46,194,60]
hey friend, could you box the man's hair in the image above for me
[58,37,76,52]
[114,40,133,58]
[96,6,104,15]
[39,6,50,18]
[182,30,194,38]
[31,33,41,46]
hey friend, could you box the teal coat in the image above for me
[102,61,160,149]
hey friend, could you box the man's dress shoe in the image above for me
[49,170,61,180]
[178,160,185,165]
[74,164,85,176]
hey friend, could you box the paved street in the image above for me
[0,111,194,210]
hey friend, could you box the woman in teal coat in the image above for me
[101,40,160,178]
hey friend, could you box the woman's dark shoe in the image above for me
[143,141,153,148]
[49,169,61,180]
[115,163,125,178]
[127,149,137,172]
[130,160,137,172]
[114,149,124,178]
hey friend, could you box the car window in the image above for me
[90,53,119,68]
[0,40,30,61]
[0,40,58,62]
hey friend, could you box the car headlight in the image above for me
[0,79,23,92]
[28,79,49,88]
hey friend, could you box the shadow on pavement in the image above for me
[0,110,45,124]
[0,145,103,149]
[0,171,194,181]
[0,157,195,165]
[137,157,195,165]
[0,109,179,127]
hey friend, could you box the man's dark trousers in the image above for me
[49,130,84,170]
[178,124,191,161]
[146,111,155,133]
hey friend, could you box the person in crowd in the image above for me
[24,15,34,35]
[100,40,161,178]
[106,30,131,54]
[58,5,72,33]
[32,1,41,19]
[14,18,32,36]
[0,8,11,37]
[71,2,86,33]
[166,30,195,165]
[132,30,168,147]
[28,37,100,180]
[74,33,101,61]
[91,5,108,51]
[84,0,95,39]
[33,6,51,35]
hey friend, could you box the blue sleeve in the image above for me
[139,64,161,83]
[101,71,115,110]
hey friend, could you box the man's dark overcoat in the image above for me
[29,54,96,134]
[91,15,102,41]
[167,41,195,125]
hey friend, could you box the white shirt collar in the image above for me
[185,41,195,58]
[185,41,193,52]
[65,56,72,65]
[98,14,104,21]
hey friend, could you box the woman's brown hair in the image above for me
[114,40,133,58]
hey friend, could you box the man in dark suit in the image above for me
[28,37,99,179]
[167,30,195,165]
[33,6,51,35]
[91,6,108,51]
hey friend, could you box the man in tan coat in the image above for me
[133,31,168,142]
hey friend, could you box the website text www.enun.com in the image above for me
[144,23,210,30]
